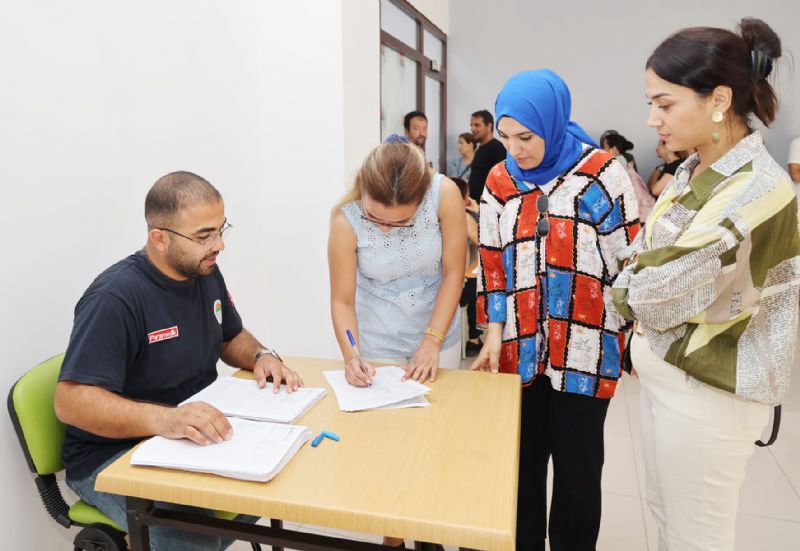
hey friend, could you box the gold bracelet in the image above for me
[424,326,445,343]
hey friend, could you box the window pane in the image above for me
[381,46,417,141]
[423,29,443,71]
[425,76,440,170]
[380,0,417,49]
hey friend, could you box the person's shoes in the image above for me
[465,340,482,356]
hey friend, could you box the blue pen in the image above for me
[345,329,372,386]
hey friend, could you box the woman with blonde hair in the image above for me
[328,136,466,387]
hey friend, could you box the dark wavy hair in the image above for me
[646,17,782,126]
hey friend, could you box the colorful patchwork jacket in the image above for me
[477,147,640,398]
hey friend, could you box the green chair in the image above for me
[8,354,264,551]
[8,353,128,551]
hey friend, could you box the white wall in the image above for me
[408,0,449,35]
[447,0,800,179]
[343,1,381,187]
[0,0,381,547]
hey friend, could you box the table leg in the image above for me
[125,497,153,551]
[270,518,283,551]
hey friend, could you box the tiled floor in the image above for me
[231,354,800,551]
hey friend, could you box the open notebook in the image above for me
[181,377,327,424]
[323,366,431,412]
[131,376,325,481]
[131,418,311,482]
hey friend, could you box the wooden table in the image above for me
[96,357,521,550]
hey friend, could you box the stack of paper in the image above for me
[131,376,327,481]
[131,418,311,482]
[181,377,327,424]
[323,366,432,412]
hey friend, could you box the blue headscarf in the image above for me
[494,69,599,186]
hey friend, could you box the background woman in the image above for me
[448,131,476,181]
[602,132,654,222]
[601,132,636,169]
[613,18,800,551]
[646,139,690,197]
[472,69,640,551]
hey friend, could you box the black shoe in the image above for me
[465,340,482,356]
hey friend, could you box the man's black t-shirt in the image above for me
[59,250,243,480]
[468,138,507,201]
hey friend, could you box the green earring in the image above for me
[711,111,724,144]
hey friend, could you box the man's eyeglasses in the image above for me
[158,221,233,250]
[536,195,549,238]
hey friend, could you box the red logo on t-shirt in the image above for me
[147,325,179,344]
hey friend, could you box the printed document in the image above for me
[323,366,431,412]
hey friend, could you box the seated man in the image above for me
[54,171,302,551]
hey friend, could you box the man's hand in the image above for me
[157,401,232,445]
[254,355,304,393]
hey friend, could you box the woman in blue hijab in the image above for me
[471,69,640,551]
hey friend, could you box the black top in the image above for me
[468,138,507,201]
[661,159,683,176]
[59,250,243,480]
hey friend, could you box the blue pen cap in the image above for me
[345,329,357,347]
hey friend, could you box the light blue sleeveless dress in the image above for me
[340,174,460,358]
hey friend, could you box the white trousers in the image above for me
[631,332,770,551]
[367,341,462,370]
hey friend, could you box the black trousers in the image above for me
[460,278,481,340]
[516,376,610,551]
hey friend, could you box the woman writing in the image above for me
[328,137,466,387]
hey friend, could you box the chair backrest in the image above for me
[8,353,67,476]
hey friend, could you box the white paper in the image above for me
[181,377,326,424]
[323,366,431,412]
[131,418,311,482]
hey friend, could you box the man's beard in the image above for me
[167,246,216,279]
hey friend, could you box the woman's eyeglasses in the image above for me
[360,200,416,229]
[359,214,415,229]
[536,194,550,238]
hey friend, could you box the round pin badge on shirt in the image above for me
[213,299,222,324]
